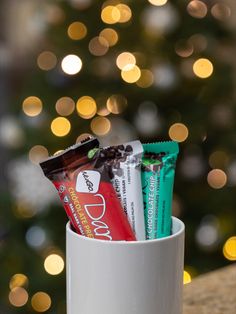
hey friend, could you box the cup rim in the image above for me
[66,216,185,245]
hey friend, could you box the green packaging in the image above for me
[141,141,179,239]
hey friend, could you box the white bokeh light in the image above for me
[61,54,82,75]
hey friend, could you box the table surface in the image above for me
[183,263,236,314]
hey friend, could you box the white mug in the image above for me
[66,216,185,314]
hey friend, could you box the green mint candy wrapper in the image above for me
[142,141,179,239]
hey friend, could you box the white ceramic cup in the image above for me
[66,216,185,314]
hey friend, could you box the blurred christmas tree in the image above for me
[1,0,236,313]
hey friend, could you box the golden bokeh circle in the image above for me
[106,94,127,114]
[223,236,236,261]
[31,292,51,312]
[76,96,97,119]
[193,58,213,78]
[55,97,75,116]
[37,51,57,71]
[183,270,192,284]
[101,6,120,24]
[22,96,43,117]
[90,116,111,136]
[99,28,119,47]
[29,145,49,164]
[76,133,93,143]
[44,254,64,275]
[169,123,189,142]
[148,0,168,6]
[51,117,71,137]
[116,52,136,70]
[136,69,154,88]
[67,22,87,40]
[88,36,109,56]
[9,274,28,290]
[116,4,132,23]
[187,1,208,19]
[9,287,28,307]
[207,169,227,189]
[121,65,141,83]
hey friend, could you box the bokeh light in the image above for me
[148,0,168,6]
[9,287,28,307]
[207,169,227,189]
[76,133,93,143]
[90,116,111,136]
[99,28,118,47]
[101,6,120,24]
[136,69,154,88]
[55,97,75,116]
[175,40,194,58]
[51,117,71,137]
[61,54,82,75]
[14,202,37,219]
[28,145,49,164]
[116,52,136,70]
[37,51,57,71]
[22,96,43,117]
[9,274,28,290]
[223,237,236,261]
[189,34,207,53]
[169,123,189,142]
[31,292,51,312]
[211,3,231,21]
[193,58,213,78]
[67,21,87,40]
[116,4,132,23]
[76,96,97,119]
[44,254,64,275]
[183,270,192,284]
[121,65,141,83]
[88,36,109,56]
[26,226,47,249]
[187,1,208,19]
[106,94,127,114]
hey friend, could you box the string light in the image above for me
[37,51,57,71]
[121,64,141,83]
[193,58,213,79]
[99,28,118,47]
[101,6,120,24]
[187,1,208,19]
[51,117,71,137]
[9,287,28,307]
[89,36,109,56]
[9,274,28,290]
[148,0,168,6]
[28,145,49,164]
[55,97,75,116]
[22,96,43,117]
[106,94,127,114]
[67,21,87,40]
[207,169,227,189]
[61,55,82,75]
[116,52,136,70]
[169,123,189,142]
[136,69,154,88]
[183,270,192,284]
[44,254,64,275]
[116,4,132,23]
[76,96,97,119]
[90,116,111,136]
[223,237,236,261]
[31,292,51,312]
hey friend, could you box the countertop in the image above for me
[183,263,236,314]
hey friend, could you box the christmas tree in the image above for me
[0,0,236,313]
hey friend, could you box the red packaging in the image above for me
[40,137,136,241]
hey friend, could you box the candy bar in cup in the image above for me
[66,216,185,314]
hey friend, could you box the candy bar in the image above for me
[40,137,136,241]
[142,141,179,239]
[96,141,145,240]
